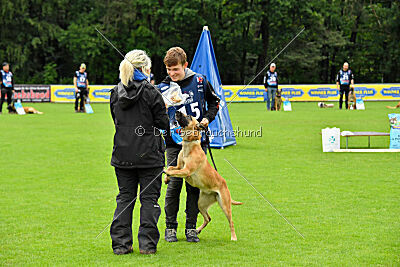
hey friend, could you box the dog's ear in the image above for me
[176,112,189,128]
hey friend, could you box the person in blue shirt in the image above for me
[157,47,220,243]
[0,62,14,114]
[263,63,278,111]
[73,63,89,112]
[336,62,355,109]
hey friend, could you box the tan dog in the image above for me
[386,101,400,109]
[275,89,283,111]
[348,88,357,110]
[23,107,43,114]
[164,111,242,241]
[8,102,43,114]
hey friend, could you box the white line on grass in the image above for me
[224,158,305,239]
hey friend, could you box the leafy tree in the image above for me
[0,0,398,85]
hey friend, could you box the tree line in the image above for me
[0,0,398,85]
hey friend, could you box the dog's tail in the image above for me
[231,200,243,205]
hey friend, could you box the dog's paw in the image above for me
[166,166,175,171]
[163,174,171,184]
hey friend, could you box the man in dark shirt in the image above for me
[0,62,14,114]
[336,62,355,109]
[263,63,278,111]
[157,47,220,243]
[74,63,89,112]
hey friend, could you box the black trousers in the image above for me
[110,167,162,252]
[164,144,207,229]
[75,88,87,111]
[339,87,350,109]
[0,88,13,113]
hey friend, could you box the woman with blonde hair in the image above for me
[109,50,169,255]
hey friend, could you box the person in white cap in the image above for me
[73,63,90,112]
[263,63,278,111]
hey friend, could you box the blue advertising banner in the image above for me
[51,84,400,103]
[223,84,400,102]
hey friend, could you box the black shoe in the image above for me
[140,249,156,255]
[165,228,178,242]
[185,229,200,242]
[113,246,133,255]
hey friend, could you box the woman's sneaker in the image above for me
[113,246,133,255]
[165,228,178,242]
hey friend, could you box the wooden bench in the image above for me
[340,131,390,149]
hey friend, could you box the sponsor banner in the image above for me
[223,84,400,102]
[10,85,51,102]
[51,85,114,102]
[51,83,400,102]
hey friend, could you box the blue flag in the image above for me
[191,26,236,148]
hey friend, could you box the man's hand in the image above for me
[171,91,182,103]
[75,88,79,93]
[200,118,209,127]
[171,96,182,103]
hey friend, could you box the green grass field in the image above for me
[1,101,399,266]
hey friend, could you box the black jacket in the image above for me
[110,79,169,169]
[1,70,14,90]
[263,70,278,89]
[336,69,354,89]
[159,72,220,148]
